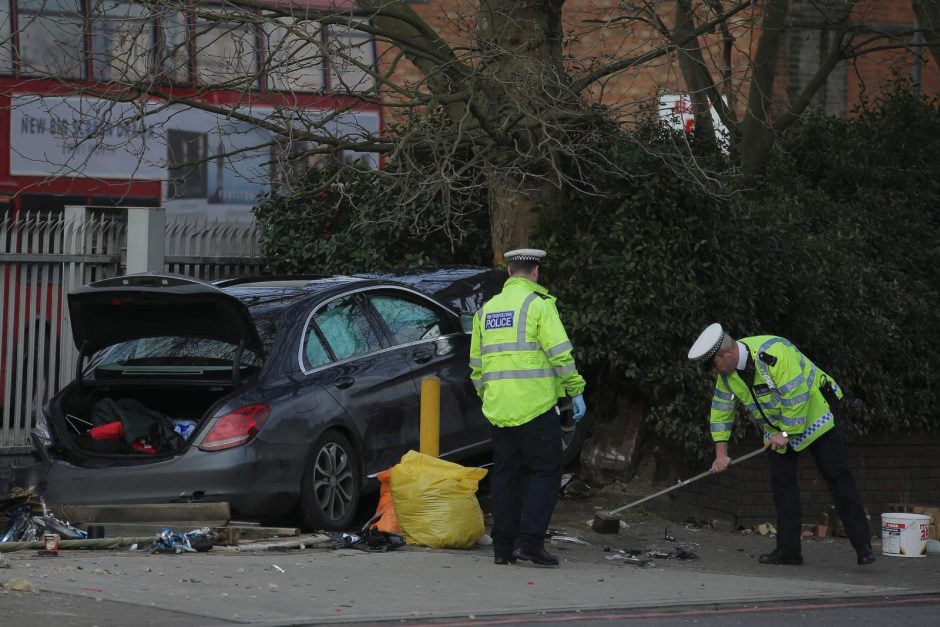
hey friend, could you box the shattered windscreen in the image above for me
[87,337,264,379]
[86,309,279,377]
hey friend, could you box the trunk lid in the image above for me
[68,273,263,355]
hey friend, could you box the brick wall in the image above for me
[380,1,937,126]
[671,433,940,529]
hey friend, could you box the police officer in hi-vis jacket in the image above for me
[688,323,875,566]
[470,249,586,567]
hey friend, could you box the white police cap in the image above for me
[503,248,547,263]
[688,322,724,363]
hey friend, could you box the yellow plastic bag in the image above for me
[390,450,488,549]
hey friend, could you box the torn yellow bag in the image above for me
[390,450,488,549]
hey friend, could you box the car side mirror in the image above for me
[459,313,474,334]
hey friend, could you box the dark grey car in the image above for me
[25,268,584,531]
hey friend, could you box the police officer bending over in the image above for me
[470,248,586,567]
[688,323,875,566]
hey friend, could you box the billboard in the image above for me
[9,95,380,220]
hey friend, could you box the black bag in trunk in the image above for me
[91,397,185,453]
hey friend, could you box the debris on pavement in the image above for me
[149,527,218,554]
[605,553,653,566]
[646,547,699,560]
[550,534,590,545]
[562,477,592,499]
[0,578,38,593]
[330,527,405,553]
[1,496,86,544]
[234,534,333,552]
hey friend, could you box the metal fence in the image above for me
[0,209,266,450]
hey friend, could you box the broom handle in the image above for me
[607,447,766,516]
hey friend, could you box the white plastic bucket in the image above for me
[881,513,931,557]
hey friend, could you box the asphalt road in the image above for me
[397,595,940,626]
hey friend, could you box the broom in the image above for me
[591,446,766,534]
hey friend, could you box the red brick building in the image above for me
[382,1,938,124]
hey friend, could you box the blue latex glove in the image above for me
[571,394,586,422]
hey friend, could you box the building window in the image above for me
[1,3,12,74]
[194,5,258,87]
[16,0,85,78]
[327,22,375,93]
[159,10,190,84]
[263,15,324,93]
[90,0,155,82]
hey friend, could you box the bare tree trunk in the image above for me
[488,174,558,262]
[674,0,718,150]
[912,0,940,71]
[476,0,569,259]
[739,0,789,175]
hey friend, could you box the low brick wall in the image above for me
[671,433,940,529]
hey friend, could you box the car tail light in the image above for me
[199,404,270,452]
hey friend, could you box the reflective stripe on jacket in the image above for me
[469,276,586,427]
[709,335,843,452]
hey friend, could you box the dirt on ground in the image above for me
[502,479,940,589]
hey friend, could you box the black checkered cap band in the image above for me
[504,248,547,264]
[700,333,723,362]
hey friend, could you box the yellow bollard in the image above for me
[420,375,441,457]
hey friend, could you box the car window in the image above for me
[92,336,264,369]
[369,294,444,345]
[303,326,332,370]
[306,295,382,363]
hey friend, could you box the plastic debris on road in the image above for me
[149,527,217,554]
[1,497,86,543]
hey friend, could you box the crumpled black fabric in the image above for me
[91,397,184,452]
[330,514,406,553]
[332,527,406,553]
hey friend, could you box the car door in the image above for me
[299,292,421,474]
[363,288,487,457]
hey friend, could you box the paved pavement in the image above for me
[2,499,939,626]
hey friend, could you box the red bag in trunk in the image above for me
[88,420,124,441]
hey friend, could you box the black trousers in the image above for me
[489,407,563,557]
[768,423,871,553]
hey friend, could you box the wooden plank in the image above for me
[51,502,231,523]
[76,521,229,538]
[228,526,300,541]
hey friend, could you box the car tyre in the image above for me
[300,430,361,531]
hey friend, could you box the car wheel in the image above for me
[300,430,362,531]
[559,399,586,466]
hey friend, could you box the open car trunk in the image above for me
[48,382,237,465]
[46,273,268,466]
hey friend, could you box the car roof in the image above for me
[217,267,504,315]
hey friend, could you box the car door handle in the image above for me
[334,375,355,389]
[412,350,432,364]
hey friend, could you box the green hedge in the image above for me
[538,89,940,460]
[253,165,492,274]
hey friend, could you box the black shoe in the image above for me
[758,548,804,565]
[494,554,517,565]
[512,547,559,566]
[856,544,876,565]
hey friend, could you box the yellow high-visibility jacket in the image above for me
[709,335,843,452]
[470,276,586,427]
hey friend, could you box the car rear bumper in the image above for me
[27,442,308,520]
